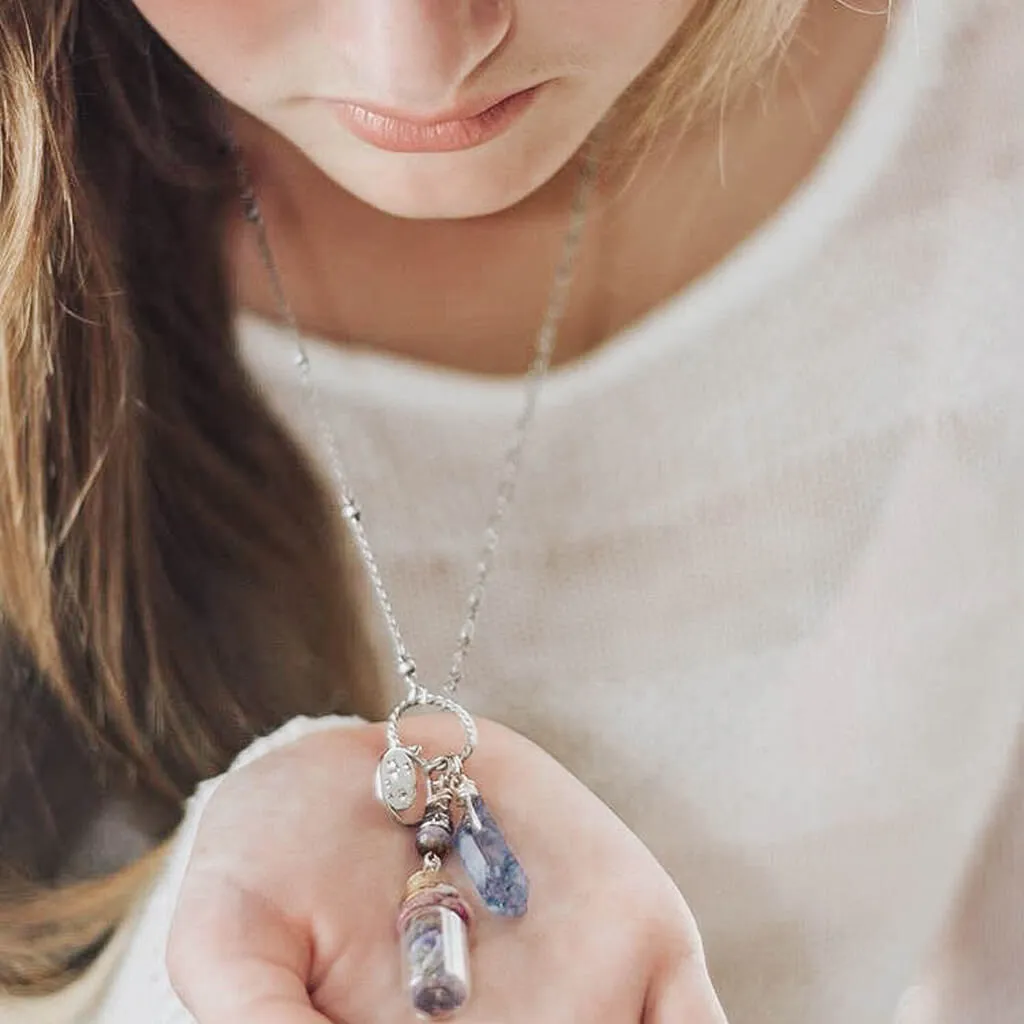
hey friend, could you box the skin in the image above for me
[167,717,730,1023]
[133,0,889,375]
[131,1,891,1018]
[131,0,698,219]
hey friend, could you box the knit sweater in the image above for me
[5,1,1023,1021]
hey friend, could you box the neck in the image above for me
[231,1,889,377]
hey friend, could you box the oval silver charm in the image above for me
[375,747,420,815]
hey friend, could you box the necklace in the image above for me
[240,147,597,1020]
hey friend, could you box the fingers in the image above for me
[643,953,730,1024]
[176,957,339,1024]
[167,871,340,1024]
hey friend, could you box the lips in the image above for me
[331,85,542,154]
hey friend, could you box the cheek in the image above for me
[524,0,693,81]
[569,0,683,37]
[130,0,294,97]
[132,0,692,103]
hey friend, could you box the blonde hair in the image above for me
[646,0,806,125]
[0,0,804,997]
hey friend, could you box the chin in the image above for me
[337,171,552,221]
[303,128,594,221]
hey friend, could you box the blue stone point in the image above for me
[454,795,529,918]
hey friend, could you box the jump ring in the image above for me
[386,691,478,767]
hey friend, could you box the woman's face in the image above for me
[131,0,696,219]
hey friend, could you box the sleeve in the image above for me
[88,715,365,1024]
[896,728,1024,1023]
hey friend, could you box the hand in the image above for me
[167,715,728,1023]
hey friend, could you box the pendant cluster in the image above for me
[376,695,528,1020]
[238,121,597,1023]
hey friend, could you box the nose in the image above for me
[328,0,513,113]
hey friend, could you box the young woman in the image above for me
[1,0,1021,1021]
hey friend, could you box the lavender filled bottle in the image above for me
[399,873,473,1020]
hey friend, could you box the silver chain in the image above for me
[242,150,597,701]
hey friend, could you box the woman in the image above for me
[1,0,1022,1021]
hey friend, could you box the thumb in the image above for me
[167,871,340,1024]
[643,951,729,1024]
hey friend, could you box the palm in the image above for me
[168,717,727,1023]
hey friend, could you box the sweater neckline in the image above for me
[239,2,959,419]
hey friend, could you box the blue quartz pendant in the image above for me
[454,795,529,918]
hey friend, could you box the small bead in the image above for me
[416,823,453,858]
[294,351,310,371]
[342,501,361,522]
[398,656,417,680]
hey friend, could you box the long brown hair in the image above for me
[0,1,377,994]
[0,0,802,998]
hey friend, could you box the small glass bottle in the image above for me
[399,873,473,1020]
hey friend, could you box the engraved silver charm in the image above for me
[375,747,421,816]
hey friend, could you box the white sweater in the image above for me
[6,0,1024,1021]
